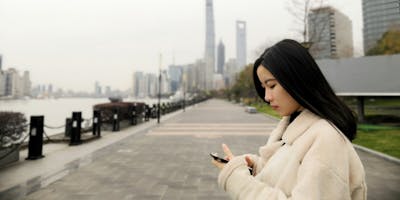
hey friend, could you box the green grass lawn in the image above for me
[251,103,400,159]
[354,125,400,159]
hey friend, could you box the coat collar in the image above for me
[268,109,321,145]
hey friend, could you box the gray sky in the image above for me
[0,0,363,92]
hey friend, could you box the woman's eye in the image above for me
[269,85,276,89]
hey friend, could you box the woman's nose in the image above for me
[264,90,272,102]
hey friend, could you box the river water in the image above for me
[0,98,168,136]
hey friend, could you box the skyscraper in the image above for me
[236,20,247,70]
[217,40,225,74]
[132,71,143,97]
[205,0,215,91]
[362,0,400,54]
[308,7,353,59]
[168,65,183,93]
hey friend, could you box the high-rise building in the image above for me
[132,71,144,97]
[168,65,183,93]
[308,6,353,59]
[217,40,225,74]
[236,21,247,70]
[23,71,31,97]
[3,68,28,98]
[205,0,215,91]
[362,0,400,53]
[147,73,158,97]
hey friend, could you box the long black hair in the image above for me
[253,39,357,141]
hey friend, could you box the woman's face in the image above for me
[256,65,303,117]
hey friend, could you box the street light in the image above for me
[157,54,162,124]
[182,71,187,112]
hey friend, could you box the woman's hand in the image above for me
[245,156,254,168]
[211,143,234,170]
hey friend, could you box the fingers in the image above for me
[211,159,225,170]
[245,156,254,168]
[222,143,234,159]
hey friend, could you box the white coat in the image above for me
[218,109,367,199]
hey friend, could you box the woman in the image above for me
[212,39,367,199]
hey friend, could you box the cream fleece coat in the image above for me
[218,109,367,199]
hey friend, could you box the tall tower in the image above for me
[205,0,215,91]
[217,40,225,74]
[362,0,400,54]
[236,21,247,70]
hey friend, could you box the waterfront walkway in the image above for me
[0,99,399,199]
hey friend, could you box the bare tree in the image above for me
[286,0,327,46]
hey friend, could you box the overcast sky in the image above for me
[0,0,363,92]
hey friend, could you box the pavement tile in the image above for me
[1,99,397,200]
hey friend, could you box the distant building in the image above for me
[362,0,400,54]
[94,81,102,97]
[104,86,111,97]
[224,58,238,87]
[2,68,30,98]
[195,59,206,90]
[23,71,31,97]
[0,54,2,71]
[213,73,225,90]
[236,20,247,70]
[308,6,353,59]
[205,0,215,91]
[48,84,53,96]
[132,71,165,98]
[217,40,225,74]
[132,71,144,97]
[183,63,197,92]
[147,73,158,97]
[168,65,183,93]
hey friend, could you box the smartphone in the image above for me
[210,152,229,163]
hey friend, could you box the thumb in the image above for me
[245,156,254,168]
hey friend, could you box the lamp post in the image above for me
[157,54,162,124]
[182,71,187,112]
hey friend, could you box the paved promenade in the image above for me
[1,99,399,199]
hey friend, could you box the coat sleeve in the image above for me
[218,134,355,200]
[218,156,289,200]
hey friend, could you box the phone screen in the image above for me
[210,152,229,163]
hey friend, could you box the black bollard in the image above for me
[65,118,72,137]
[70,112,82,145]
[145,105,150,121]
[112,108,120,132]
[26,116,45,160]
[92,110,101,137]
[151,104,157,118]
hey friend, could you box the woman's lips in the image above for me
[271,105,279,110]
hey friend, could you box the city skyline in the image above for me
[0,0,363,92]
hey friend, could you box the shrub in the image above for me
[0,112,27,148]
[93,102,146,123]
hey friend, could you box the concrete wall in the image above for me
[317,54,400,95]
